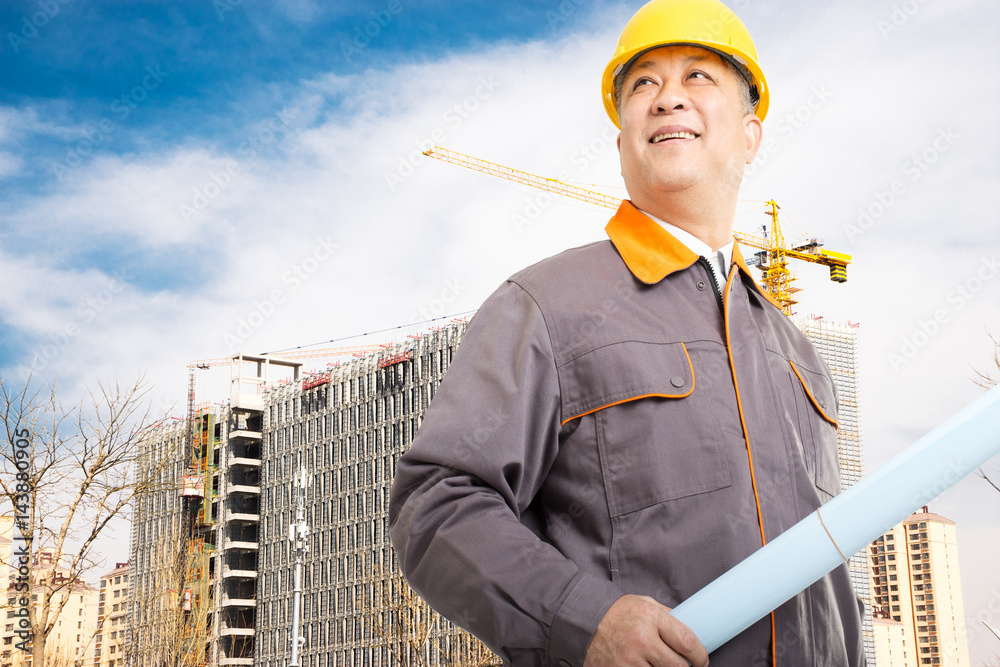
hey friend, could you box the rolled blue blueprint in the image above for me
[670,384,1000,653]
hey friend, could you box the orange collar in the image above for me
[605,199,756,286]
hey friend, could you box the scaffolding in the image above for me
[181,404,218,666]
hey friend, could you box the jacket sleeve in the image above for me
[389,280,623,666]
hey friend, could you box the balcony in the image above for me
[230,457,260,467]
[224,539,258,551]
[221,598,255,607]
[222,568,257,579]
[219,626,255,637]
[227,492,259,516]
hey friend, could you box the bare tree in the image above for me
[0,371,168,665]
[361,562,500,667]
[123,529,205,666]
[973,333,1000,494]
[973,332,1000,390]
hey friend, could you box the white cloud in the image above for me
[0,151,22,178]
[0,104,79,142]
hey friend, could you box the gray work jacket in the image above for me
[390,201,865,666]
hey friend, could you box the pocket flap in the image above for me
[559,341,694,425]
[790,360,839,428]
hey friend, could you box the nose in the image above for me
[652,76,689,114]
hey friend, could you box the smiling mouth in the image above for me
[650,131,699,143]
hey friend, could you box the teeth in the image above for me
[651,131,697,143]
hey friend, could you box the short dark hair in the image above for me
[613,47,757,119]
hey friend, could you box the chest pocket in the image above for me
[559,340,732,516]
[788,360,842,499]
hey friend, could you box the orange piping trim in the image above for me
[559,343,695,426]
[722,264,775,664]
[789,361,839,428]
[772,615,777,667]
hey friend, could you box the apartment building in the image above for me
[869,507,971,666]
[1,549,98,667]
[93,562,129,667]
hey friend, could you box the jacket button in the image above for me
[819,399,826,409]
[670,376,685,388]
[696,281,706,290]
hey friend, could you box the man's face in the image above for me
[616,45,762,204]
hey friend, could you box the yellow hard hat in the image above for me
[602,0,769,128]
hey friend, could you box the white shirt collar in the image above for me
[639,209,733,293]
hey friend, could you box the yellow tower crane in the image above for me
[423,146,850,316]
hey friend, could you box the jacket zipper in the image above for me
[714,254,776,665]
[698,256,726,315]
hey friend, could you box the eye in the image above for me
[631,76,656,91]
[687,70,712,81]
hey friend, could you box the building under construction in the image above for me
[131,327,496,666]
[796,316,875,665]
[130,356,302,666]
[254,323,496,666]
[130,416,194,665]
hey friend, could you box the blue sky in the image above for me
[1,1,585,156]
[0,0,597,295]
[2,0,999,661]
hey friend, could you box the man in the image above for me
[390,1,865,665]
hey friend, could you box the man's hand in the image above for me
[583,594,709,667]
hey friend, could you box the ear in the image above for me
[616,132,621,152]
[743,114,763,164]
